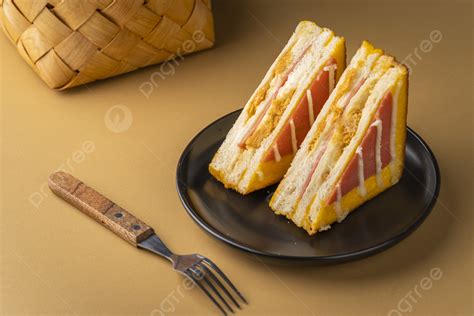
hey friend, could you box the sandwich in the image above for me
[270,41,408,235]
[209,21,346,194]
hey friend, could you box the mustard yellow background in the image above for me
[1,0,472,315]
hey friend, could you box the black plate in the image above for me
[176,110,440,263]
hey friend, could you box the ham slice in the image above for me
[285,71,368,202]
[264,58,336,161]
[378,92,393,166]
[327,91,393,204]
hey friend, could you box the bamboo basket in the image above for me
[0,0,214,89]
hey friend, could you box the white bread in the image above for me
[209,21,346,194]
[270,41,409,235]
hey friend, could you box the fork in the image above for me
[48,171,247,315]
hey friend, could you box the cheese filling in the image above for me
[324,64,338,93]
[307,89,315,126]
[356,146,367,196]
[289,119,298,153]
[371,119,383,187]
[273,144,282,162]
[335,184,347,222]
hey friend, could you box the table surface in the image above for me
[1,0,472,315]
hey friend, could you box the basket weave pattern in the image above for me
[0,0,214,89]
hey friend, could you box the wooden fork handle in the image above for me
[48,171,154,246]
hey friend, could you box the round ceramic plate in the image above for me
[176,110,440,263]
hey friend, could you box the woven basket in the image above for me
[0,0,214,89]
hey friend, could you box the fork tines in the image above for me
[185,258,247,315]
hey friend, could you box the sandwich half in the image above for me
[270,41,408,235]
[209,21,346,194]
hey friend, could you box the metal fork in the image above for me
[48,171,247,315]
[140,235,247,314]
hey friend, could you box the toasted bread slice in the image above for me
[209,21,346,194]
[270,41,408,235]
